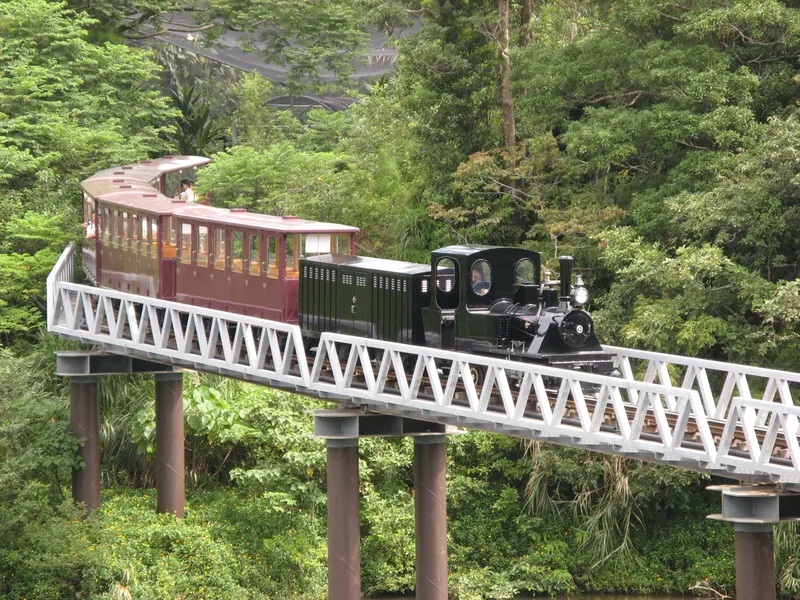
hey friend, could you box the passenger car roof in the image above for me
[173,206,359,234]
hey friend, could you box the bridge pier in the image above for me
[709,484,800,600]
[315,410,450,600]
[56,352,179,513]
[69,376,101,511]
[735,527,775,600]
[327,438,361,599]
[155,372,185,517]
[414,435,448,600]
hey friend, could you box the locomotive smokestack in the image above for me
[559,256,573,300]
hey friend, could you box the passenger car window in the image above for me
[214,229,226,270]
[249,234,261,275]
[179,222,191,264]
[197,226,208,266]
[286,234,298,277]
[232,231,243,273]
[267,236,277,279]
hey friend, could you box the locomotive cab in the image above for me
[421,247,614,375]
[421,245,543,353]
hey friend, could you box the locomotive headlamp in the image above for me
[573,276,589,306]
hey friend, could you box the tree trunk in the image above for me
[520,0,532,47]
[498,0,516,150]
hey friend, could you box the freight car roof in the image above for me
[304,253,428,275]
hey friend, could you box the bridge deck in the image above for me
[47,244,800,489]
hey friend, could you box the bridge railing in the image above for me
[718,397,800,472]
[46,244,800,485]
[46,242,75,330]
[605,345,800,426]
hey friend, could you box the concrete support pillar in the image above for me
[70,377,101,511]
[327,438,360,600]
[735,526,775,600]
[155,373,185,517]
[414,435,448,600]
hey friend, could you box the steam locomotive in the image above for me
[80,155,613,377]
[300,247,613,378]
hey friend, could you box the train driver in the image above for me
[471,263,491,295]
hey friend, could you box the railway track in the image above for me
[48,256,800,485]
[86,309,797,465]
[308,350,794,465]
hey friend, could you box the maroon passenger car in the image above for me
[81,155,359,323]
[171,206,357,321]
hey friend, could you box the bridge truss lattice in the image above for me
[47,244,800,489]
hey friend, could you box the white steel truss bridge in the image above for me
[48,244,800,489]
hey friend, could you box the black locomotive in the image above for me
[300,245,614,377]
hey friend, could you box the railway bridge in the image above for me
[48,243,800,599]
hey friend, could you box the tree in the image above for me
[66,0,388,88]
[0,0,176,198]
[0,0,176,345]
[167,83,227,156]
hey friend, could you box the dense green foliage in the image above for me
[3,0,800,598]
[0,348,739,598]
[0,0,175,346]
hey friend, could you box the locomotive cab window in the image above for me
[470,260,491,296]
[515,258,535,285]
[435,258,458,310]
